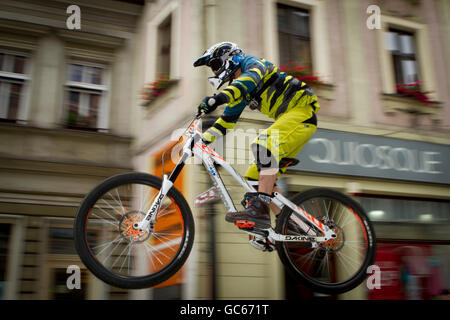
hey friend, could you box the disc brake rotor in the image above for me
[320,223,345,251]
[119,211,150,243]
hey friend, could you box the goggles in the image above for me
[207,58,223,72]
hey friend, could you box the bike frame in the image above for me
[136,117,336,244]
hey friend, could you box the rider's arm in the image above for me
[222,58,267,104]
[203,98,246,143]
[203,57,267,143]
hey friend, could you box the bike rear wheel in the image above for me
[73,172,194,289]
[275,188,376,294]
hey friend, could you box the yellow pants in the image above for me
[244,101,318,180]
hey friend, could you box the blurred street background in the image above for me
[0,0,449,300]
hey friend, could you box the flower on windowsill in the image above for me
[65,111,95,129]
[279,61,323,86]
[140,75,178,107]
[396,81,434,105]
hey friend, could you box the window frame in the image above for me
[277,3,313,69]
[263,0,332,83]
[63,60,110,132]
[145,1,181,83]
[0,215,26,300]
[0,49,31,123]
[42,217,106,300]
[377,15,437,100]
[386,28,419,85]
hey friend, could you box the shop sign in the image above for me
[293,129,450,184]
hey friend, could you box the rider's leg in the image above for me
[258,168,278,194]
[224,145,276,228]
[226,104,318,228]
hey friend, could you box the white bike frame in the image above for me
[136,117,336,245]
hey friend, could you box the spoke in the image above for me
[112,242,132,270]
[297,248,321,269]
[91,212,119,229]
[143,242,164,265]
[343,242,366,259]
[334,205,346,226]
[116,188,128,213]
[92,235,122,252]
[337,210,355,229]
[157,208,177,219]
[92,204,121,224]
[151,233,178,253]
[330,201,338,222]
[335,250,362,271]
[128,246,132,275]
[152,231,181,236]
[317,250,328,275]
[105,190,126,215]
[101,238,124,265]
[140,187,156,214]
[119,243,133,273]
[142,243,156,270]
[325,199,332,220]
[321,251,331,280]
[100,198,125,218]
[138,184,145,213]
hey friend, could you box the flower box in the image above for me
[141,78,180,117]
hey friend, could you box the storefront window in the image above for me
[359,197,450,224]
[368,243,450,300]
[358,196,450,300]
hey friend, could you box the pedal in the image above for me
[249,237,275,252]
[234,220,255,228]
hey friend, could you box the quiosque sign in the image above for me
[293,129,450,185]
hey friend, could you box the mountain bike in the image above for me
[73,111,376,294]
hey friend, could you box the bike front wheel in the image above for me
[73,172,194,289]
[275,188,376,294]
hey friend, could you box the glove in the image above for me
[202,130,215,145]
[198,93,228,114]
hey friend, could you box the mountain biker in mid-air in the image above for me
[193,42,320,229]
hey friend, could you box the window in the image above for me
[0,51,29,123]
[277,4,312,70]
[49,228,77,255]
[386,29,418,84]
[49,227,96,255]
[156,14,172,76]
[359,197,450,224]
[64,62,108,131]
[0,224,11,300]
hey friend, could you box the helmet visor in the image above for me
[207,58,223,72]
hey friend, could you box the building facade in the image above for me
[0,0,145,299]
[135,0,450,300]
[0,0,449,300]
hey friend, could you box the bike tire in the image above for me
[275,188,376,294]
[73,172,195,289]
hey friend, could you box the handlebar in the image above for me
[194,110,206,119]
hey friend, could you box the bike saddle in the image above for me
[279,157,300,169]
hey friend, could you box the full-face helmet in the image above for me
[193,42,245,90]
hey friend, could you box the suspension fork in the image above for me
[134,153,188,232]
